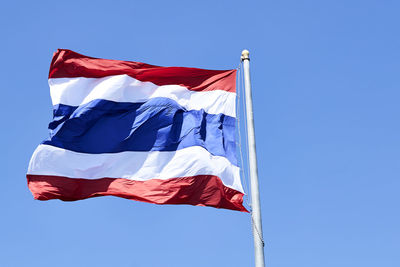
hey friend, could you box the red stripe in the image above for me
[49,49,237,92]
[27,174,248,212]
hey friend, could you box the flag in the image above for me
[27,49,247,212]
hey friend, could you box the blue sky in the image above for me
[1,1,399,266]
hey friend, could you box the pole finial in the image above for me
[241,49,250,61]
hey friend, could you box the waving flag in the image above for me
[27,49,246,212]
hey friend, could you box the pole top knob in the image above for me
[241,49,250,61]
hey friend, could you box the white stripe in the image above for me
[28,145,244,193]
[49,75,236,117]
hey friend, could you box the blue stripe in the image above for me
[44,98,237,165]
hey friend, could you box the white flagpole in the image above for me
[241,49,265,267]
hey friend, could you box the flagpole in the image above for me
[241,49,265,267]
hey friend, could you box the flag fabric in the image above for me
[27,49,247,212]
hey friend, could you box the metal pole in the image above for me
[241,49,265,267]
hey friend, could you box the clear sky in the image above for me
[1,1,399,266]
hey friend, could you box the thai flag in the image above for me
[27,49,246,212]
